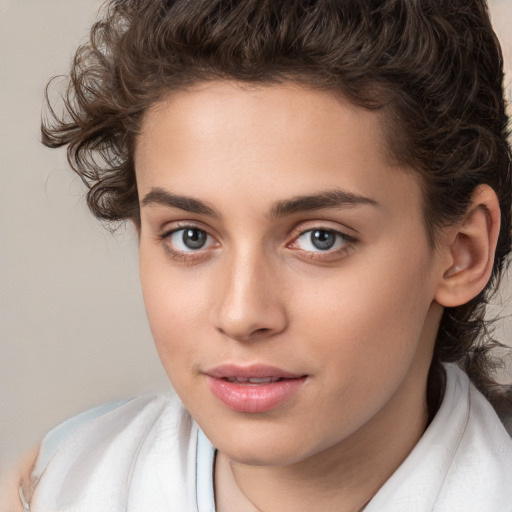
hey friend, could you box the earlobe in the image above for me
[435,185,500,308]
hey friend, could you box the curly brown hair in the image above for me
[42,0,512,411]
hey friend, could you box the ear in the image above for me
[435,185,500,308]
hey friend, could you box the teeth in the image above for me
[227,377,280,384]
[248,377,278,383]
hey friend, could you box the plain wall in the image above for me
[1,0,512,472]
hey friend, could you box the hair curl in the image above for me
[42,0,512,412]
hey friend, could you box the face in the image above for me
[135,81,446,466]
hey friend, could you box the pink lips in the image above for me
[205,364,307,413]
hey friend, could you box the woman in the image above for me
[2,1,512,510]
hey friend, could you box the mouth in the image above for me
[205,364,308,413]
[225,376,288,384]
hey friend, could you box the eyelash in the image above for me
[159,224,357,263]
[159,225,218,262]
[287,228,357,261]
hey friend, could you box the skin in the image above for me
[134,81,463,511]
[0,447,38,511]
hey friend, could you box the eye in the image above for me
[293,229,353,253]
[165,227,216,252]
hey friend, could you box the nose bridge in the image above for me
[211,242,286,341]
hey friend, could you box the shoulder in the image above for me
[487,384,512,437]
[366,364,512,512]
[439,365,512,509]
[29,392,199,512]
[0,447,39,512]
[32,397,133,477]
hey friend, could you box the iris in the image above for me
[311,230,336,250]
[183,228,207,249]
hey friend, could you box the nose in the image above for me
[210,249,288,342]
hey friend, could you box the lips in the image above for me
[226,376,281,384]
[205,364,307,413]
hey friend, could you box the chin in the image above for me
[208,423,320,467]
[223,445,304,467]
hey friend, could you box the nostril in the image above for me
[253,327,270,335]
[212,294,288,341]
[217,325,271,340]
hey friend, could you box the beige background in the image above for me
[1,0,511,472]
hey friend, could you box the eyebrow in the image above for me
[141,188,220,217]
[270,189,379,217]
[141,187,378,218]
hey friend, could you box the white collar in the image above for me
[365,364,512,512]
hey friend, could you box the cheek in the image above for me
[296,245,436,375]
[139,255,207,374]
[286,250,437,441]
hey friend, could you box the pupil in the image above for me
[311,230,335,250]
[183,229,206,249]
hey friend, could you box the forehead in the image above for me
[137,81,389,159]
[134,81,420,217]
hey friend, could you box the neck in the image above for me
[215,369,430,512]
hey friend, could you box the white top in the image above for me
[27,365,512,511]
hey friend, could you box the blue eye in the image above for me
[167,227,214,252]
[295,229,350,252]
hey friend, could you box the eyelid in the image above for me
[171,227,216,248]
[160,218,213,236]
[159,222,219,261]
[287,221,357,244]
[286,224,358,260]
[157,220,357,263]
